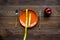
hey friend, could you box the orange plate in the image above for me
[19,9,38,28]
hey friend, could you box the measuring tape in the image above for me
[23,9,31,40]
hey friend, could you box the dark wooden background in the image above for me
[0,0,60,40]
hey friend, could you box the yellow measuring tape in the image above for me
[23,9,31,40]
[23,9,28,40]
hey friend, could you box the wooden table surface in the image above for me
[0,6,60,40]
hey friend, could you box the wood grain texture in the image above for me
[0,0,60,5]
[0,6,60,40]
